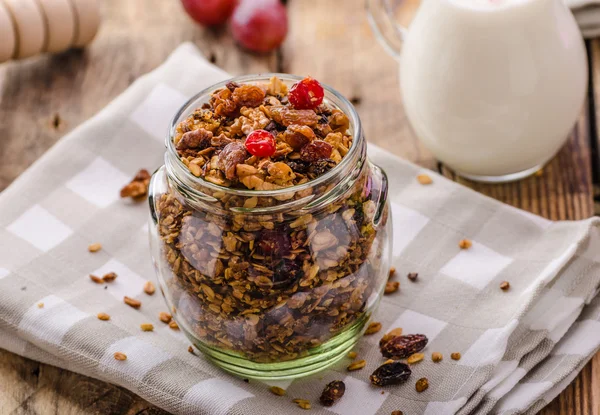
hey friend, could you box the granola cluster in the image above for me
[172,76,353,190]
[153,76,389,362]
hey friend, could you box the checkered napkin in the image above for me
[0,43,599,415]
[567,0,600,38]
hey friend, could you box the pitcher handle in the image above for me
[366,0,408,60]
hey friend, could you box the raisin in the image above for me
[176,128,213,151]
[307,159,334,177]
[268,106,319,127]
[283,124,315,150]
[217,142,247,180]
[380,334,428,359]
[272,259,301,287]
[226,81,240,91]
[264,120,279,134]
[319,380,345,407]
[300,140,333,162]
[232,85,266,108]
[286,160,309,174]
[211,88,237,117]
[370,362,412,386]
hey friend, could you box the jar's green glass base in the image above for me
[187,312,370,380]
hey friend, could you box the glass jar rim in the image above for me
[165,73,363,198]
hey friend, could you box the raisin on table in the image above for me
[380,334,428,359]
[370,362,412,386]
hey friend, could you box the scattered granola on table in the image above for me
[120,169,151,199]
[415,377,429,392]
[88,242,102,252]
[320,380,345,407]
[152,75,390,364]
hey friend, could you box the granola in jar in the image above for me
[149,74,391,378]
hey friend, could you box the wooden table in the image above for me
[0,1,598,414]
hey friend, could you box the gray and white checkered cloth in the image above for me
[0,43,599,415]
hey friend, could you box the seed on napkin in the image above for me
[89,274,103,284]
[365,322,382,335]
[140,323,154,332]
[458,239,472,249]
[451,352,462,361]
[415,377,429,392]
[97,313,110,321]
[269,386,286,396]
[347,351,357,359]
[88,243,102,252]
[347,359,366,371]
[169,320,179,330]
[407,353,424,364]
[417,174,432,185]
[432,352,443,362]
[113,352,127,361]
[320,380,345,407]
[124,296,141,309]
[159,312,172,323]
[102,272,117,282]
[143,281,155,295]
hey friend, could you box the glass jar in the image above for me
[148,74,392,379]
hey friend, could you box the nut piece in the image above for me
[407,272,418,281]
[140,323,154,332]
[347,359,366,371]
[451,352,461,361]
[379,328,403,348]
[415,377,429,393]
[143,281,156,295]
[391,411,404,415]
[389,267,396,277]
[169,320,179,330]
[384,281,400,294]
[380,334,428,359]
[320,380,345,407]
[365,322,382,335]
[347,351,357,359]
[88,243,102,252]
[120,169,151,199]
[269,386,286,396]
[37,302,44,308]
[458,239,472,249]
[293,399,311,410]
[500,281,510,291]
[383,359,395,364]
[417,174,433,185]
[124,296,141,309]
[97,312,110,321]
[113,352,127,361]
[431,352,443,362]
[407,353,425,364]
[102,272,117,282]
[89,274,103,284]
[159,312,172,323]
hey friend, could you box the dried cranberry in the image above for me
[289,77,325,109]
[259,229,291,256]
[300,140,333,162]
[272,259,301,286]
[245,129,276,157]
[307,159,334,177]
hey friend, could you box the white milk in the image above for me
[397,0,587,180]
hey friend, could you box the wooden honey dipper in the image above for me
[0,0,100,62]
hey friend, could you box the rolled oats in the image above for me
[364,322,382,335]
[347,359,366,371]
[269,386,286,396]
[37,302,44,308]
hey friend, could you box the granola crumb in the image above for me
[120,169,151,200]
[88,243,102,253]
[269,386,286,396]
[415,377,429,392]
[293,399,311,410]
[347,351,357,359]
[159,312,172,324]
[188,345,194,354]
[391,411,404,415]
[381,391,385,395]
[383,359,395,364]
[451,352,461,361]
[407,272,418,282]
[406,353,425,364]
[140,323,154,332]
[384,281,400,294]
[143,281,156,295]
[432,352,443,362]
[89,274,103,284]
[347,359,366,371]
[97,312,110,321]
[124,296,141,309]
[102,272,117,282]
[417,174,433,185]
[113,352,127,361]
[500,281,510,291]
[364,322,382,335]
[37,302,44,308]
[458,239,472,249]
[389,267,396,277]
[169,320,179,330]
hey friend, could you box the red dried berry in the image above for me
[289,77,325,110]
[245,130,276,158]
[300,140,333,162]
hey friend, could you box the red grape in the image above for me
[245,130,276,157]
[180,0,237,27]
[231,0,288,53]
